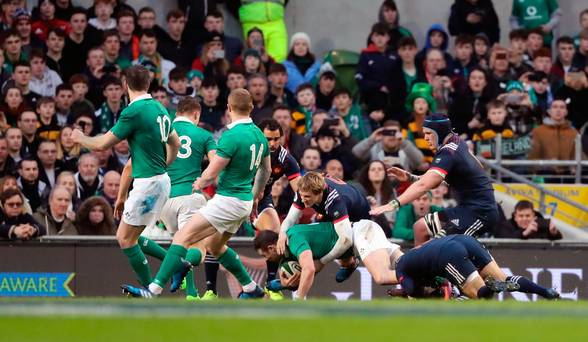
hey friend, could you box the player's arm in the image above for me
[71,130,120,151]
[114,159,133,220]
[295,250,315,300]
[193,154,230,190]
[166,130,180,166]
[370,170,444,215]
[276,205,303,254]
[289,176,300,193]
[252,155,271,200]
[319,217,353,265]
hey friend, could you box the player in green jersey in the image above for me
[116,97,216,299]
[122,88,272,299]
[71,65,180,289]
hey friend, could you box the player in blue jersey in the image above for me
[395,235,560,300]
[371,113,499,246]
[276,171,372,283]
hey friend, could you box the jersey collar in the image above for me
[128,93,152,106]
[227,117,253,129]
[173,116,193,124]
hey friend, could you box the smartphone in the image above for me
[568,72,584,81]
[505,93,523,104]
[252,37,264,50]
[213,50,225,59]
[381,128,398,137]
[495,52,508,60]
[323,118,339,127]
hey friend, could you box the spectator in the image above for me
[116,9,139,63]
[267,63,296,108]
[199,9,243,63]
[69,73,96,117]
[352,120,424,174]
[324,159,344,180]
[2,29,27,74]
[510,0,561,46]
[291,83,317,135]
[236,27,275,72]
[422,49,454,111]
[75,153,102,201]
[431,183,456,208]
[354,160,397,230]
[167,67,194,110]
[300,146,321,174]
[158,9,193,68]
[489,46,517,93]
[75,196,116,235]
[56,125,80,172]
[102,29,130,72]
[449,67,496,137]
[112,140,129,166]
[283,32,321,93]
[89,0,116,31]
[0,46,11,86]
[555,69,588,129]
[370,0,412,52]
[44,27,67,77]
[17,110,39,156]
[416,24,453,69]
[531,47,561,92]
[199,78,225,132]
[404,83,435,164]
[0,85,27,126]
[314,126,358,180]
[0,137,16,177]
[62,7,101,82]
[33,185,77,235]
[329,88,370,141]
[17,157,49,212]
[82,47,107,106]
[55,170,78,216]
[13,7,45,56]
[54,83,73,126]
[36,97,60,141]
[551,36,576,80]
[178,0,223,47]
[528,71,551,115]
[136,7,166,41]
[98,169,119,208]
[0,188,45,240]
[474,33,491,69]
[390,36,423,120]
[393,192,442,242]
[11,60,41,108]
[0,176,32,215]
[134,29,176,87]
[150,85,171,111]
[248,73,273,123]
[28,49,62,97]
[525,28,546,61]
[573,29,588,70]
[36,139,61,188]
[242,48,265,77]
[0,0,16,31]
[472,99,515,157]
[452,34,478,79]
[315,65,336,111]
[494,200,562,240]
[575,9,588,48]
[31,0,69,41]
[448,0,500,45]
[225,66,247,93]
[53,0,74,21]
[271,105,308,160]
[356,23,396,119]
[528,98,579,176]
[498,80,539,137]
[95,76,124,133]
[5,127,22,164]
[92,148,123,175]
[190,31,230,87]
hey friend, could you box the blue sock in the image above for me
[507,275,550,298]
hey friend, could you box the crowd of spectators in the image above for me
[0,0,585,242]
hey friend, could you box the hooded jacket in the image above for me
[528,117,579,173]
[33,206,77,236]
[416,24,454,68]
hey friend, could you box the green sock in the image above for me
[153,244,187,288]
[138,236,167,260]
[185,248,203,266]
[122,245,152,287]
[185,270,198,297]
[217,247,252,286]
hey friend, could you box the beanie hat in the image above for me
[290,32,311,50]
[423,113,453,147]
[186,69,204,82]
[243,48,261,60]
[505,80,524,93]
[405,82,436,113]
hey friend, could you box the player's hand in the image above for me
[192,178,202,192]
[71,128,85,143]
[369,202,397,216]
[250,200,259,223]
[280,271,300,289]
[276,231,288,255]
[387,166,409,182]
[114,197,125,220]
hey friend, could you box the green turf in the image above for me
[1,299,588,341]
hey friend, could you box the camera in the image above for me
[323,117,339,128]
[381,128,398,137]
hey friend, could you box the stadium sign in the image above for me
[0,273,75,297]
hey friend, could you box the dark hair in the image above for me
[272,104,291,114]
[69,73,89,85]
[468,66,488,82]
[103,29,120,41]
[36,96,56,109]
[455,34,474,46]
[514,200,534,212]
[527,27,544,38]
[169,67,188,81]
[47,27,66,39]
[533,47,551,59]
[295,83,314,95]
[18,156,38,169]
[201,78,218,89]
[124,65,151,91]
[138,28,157,40]
[0,188,23,204]
[70,6,87,18]
[117,9,136,22]
[56,83,73,95]
[138,7,155,16]
[356,160,394,204]
[253,230,278,250]
[509,29,528,41]
[382,119,401,129]
[227,65,247,77]
[75,196,116,235]
[150,85,168,95]
[12,60,30,70]
[268,63,287,75]
[29,48,46,62]
[332,88,352,98]
[371,22,390,36]
[177,96,201,114]
[398,36,417,49]
[102,76,123,90]
[1,29,20,44]
[486,99,506,111]
[206,9,224,19]
[258,118,283,135]
[556,36,575,46]
[166,9,185,22]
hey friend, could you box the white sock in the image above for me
[148,283,163,295]
[242,281,257,293]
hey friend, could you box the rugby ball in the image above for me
[280,261,302,279]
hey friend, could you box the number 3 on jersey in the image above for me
[249,144,264,171]
[177,136,192,159]
[156,115,171,142]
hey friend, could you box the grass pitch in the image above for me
[1,298,588,342]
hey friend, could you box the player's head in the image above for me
[254,230,281,261]
[176,96,201,123]
[123,65,151,93]
[422,113,453,149]
[297,171,325,207]
[258,119,283,152]
[227,88,254,118]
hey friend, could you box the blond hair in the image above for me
[298,171,326,195]
[228,88,254,114]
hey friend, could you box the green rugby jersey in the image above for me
[168,116,216,198]
[111,94,173,179]
[286,222,339,260]
[215,118,269,201]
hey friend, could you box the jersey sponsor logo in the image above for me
[451,219,460,226]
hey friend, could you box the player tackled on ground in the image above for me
[71,65,180,289]
[122,88,272,299]
[371,113,499,245]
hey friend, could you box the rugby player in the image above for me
[122,88,272,299]
[277,172,372,282]
[71,65,180,289]
[371,113,499,245]
[115,97,216,300]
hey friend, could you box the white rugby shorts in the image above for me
[123,173,171,227]
[199,194,253,234]
[160,193,207,234]
[352,219,400,260]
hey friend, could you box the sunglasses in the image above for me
[5,201,23,208]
